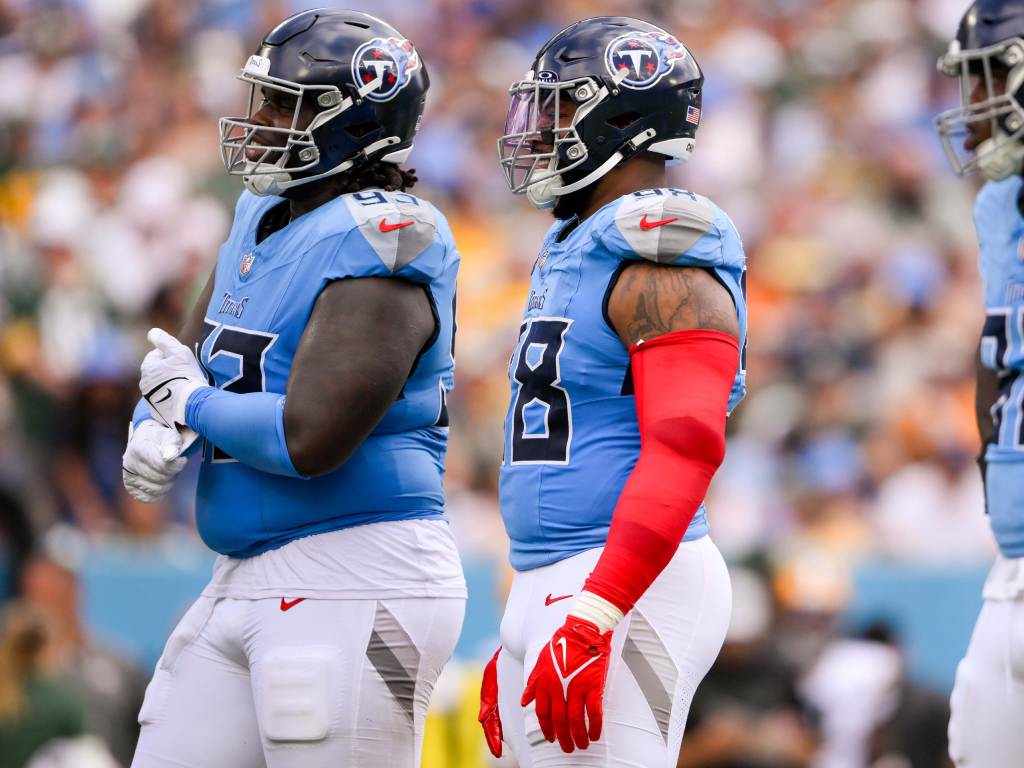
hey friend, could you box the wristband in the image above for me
[185,388,305,478]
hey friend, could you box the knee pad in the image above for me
[257,647,333,743]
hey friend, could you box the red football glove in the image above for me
[521,616,612,753]
[478,647,503,758]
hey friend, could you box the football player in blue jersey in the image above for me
[119,11,465,767]
[936,2,1024,764]
[478,16,747,766]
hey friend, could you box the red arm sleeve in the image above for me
[581,329,739,615]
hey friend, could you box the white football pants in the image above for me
[949,555,1024,767]
[496,536,732,767]
[131,595,464,768]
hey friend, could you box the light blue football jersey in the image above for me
[500,188,747,571]
[193,188,458,558]
[976,176,1024,558]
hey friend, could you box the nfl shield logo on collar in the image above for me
[239,253,256,279]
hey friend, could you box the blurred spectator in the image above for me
[680,566,820,768]
[51,374,140,534]
[25,735,120,768]
[20,555,147,767]
[0,602,85,768]
[800,623,952,768]
[0,486,33,598]
[869,673,953,768]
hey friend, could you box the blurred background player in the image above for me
[935,0,1024,764]
[478,16,747,766]
[122,10,465,767]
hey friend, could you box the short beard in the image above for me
[550,167,597,221]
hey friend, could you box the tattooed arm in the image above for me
[606,261,739,348]
[564,259,740,662]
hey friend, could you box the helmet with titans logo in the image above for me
[498,16,703,209]
[219,9,428,196]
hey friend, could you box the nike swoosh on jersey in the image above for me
[280,597,306,611]
[639,214,680,230]
[379,218,415,233]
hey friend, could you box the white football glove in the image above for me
[122,419,188,503]
[139,328,208,450]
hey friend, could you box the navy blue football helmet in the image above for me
[219,9,428,196]
[936,0,1024,179]
[498,16,703,209]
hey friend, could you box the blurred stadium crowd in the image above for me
[0,0,1002,766]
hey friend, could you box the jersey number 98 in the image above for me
[509,318,573,464]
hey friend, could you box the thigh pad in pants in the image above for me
[256,647,334,743]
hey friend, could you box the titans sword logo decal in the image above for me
[351,36,421,102]
[604,31,689,90]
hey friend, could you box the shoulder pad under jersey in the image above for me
[599,188,740,268]
[323,189,446,283]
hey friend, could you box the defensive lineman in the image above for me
[121,11,464,767]
[479,17,747,766]
[936,1,1024,764]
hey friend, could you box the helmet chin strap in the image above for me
[524,128,658,210]
[243,136,403,196]
[243,158,357,197]
[550,151,625,195]
[978,134,1024,181]
[525,158,561,209]
[524,150,624,209]
[243,166,294,196]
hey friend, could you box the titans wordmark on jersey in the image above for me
[500,188,747,571]
[976,176,1024,558]
[194,188,459,558]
